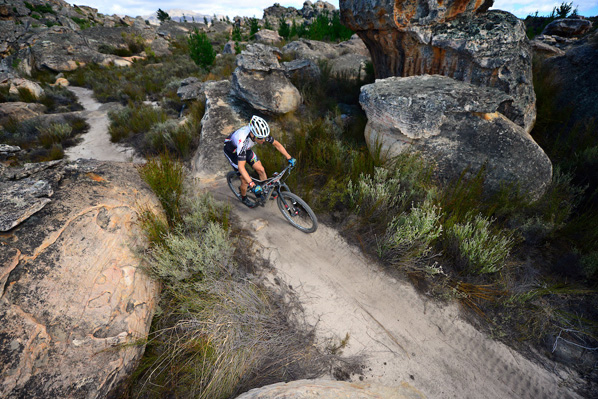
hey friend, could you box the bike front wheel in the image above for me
[276,192,318,233]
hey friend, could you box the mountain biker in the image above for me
[224,115,296,208]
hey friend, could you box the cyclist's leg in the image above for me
[248,150,267,180]
[224,148,250,196]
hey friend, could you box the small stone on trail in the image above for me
[249,218,268,231]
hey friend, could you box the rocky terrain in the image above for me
[1,0,597,398]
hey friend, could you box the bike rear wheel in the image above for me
[226,170,259,206]
[276,192,318,233]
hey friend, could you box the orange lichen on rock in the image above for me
[87,172,106,182]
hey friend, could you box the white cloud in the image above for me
[69,1,329,18]
[69,0,597,19]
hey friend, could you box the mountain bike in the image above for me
[226,164,318,233]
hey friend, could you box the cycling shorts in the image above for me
[223,146,259,170]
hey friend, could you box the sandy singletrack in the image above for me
[202,177,582,399]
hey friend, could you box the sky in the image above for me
[69,0,598,20]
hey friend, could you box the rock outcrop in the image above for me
[542,30,598,127]
[235,379,425,399]
[0,0,176,75]
[542,17,593,38]
[0,101,46,122]
[360,75,552,199]
[282,39,340,61]
[192,80,248,180]
[0,159,159,398]
[282,35,371,79]
[340,1,535,132]
[254,29,283,45]
[232,44,302,115]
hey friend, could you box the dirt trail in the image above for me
[202,177,582,399]
[64,87,144,163]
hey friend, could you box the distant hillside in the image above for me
[142,9,224,25]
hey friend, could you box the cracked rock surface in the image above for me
[0,160,159,399]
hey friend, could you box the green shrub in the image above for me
[580,251,598,279]
[378,201,443,264]
[17,87,38,102]
[71,16,92,29]
[144,120,198,158]
[278,17,290,39]
[249,18,259,38]
[188,29,216,69]
[445,213,514,274]
[231,25,242,41]
[38,123,73,148]
[108,103,168,142]
[122,32,145,55]
[138,153,185,226]
[40,84,83,113]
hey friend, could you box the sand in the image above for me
[203,178,583,399]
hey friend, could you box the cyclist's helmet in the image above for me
[249,115,270,139]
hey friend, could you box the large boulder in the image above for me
[542,17,593,38]
[0,102,46,123]
[232,44,302,115]
[282,38,340,61]
[360,75,552,199]
[542,31,598,127]
[0,160,159,398]
[192,80,248,180]
[235,379,424,399]
[340,1,535,133]
[254,29,283,45]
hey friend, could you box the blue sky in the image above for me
[70,1,598,19]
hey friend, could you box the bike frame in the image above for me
[239,164,293,206]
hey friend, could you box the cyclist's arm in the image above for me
[237,160,254,187]
[272,139,292,161]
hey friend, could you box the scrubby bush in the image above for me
[108,103,168,142]
[378,201,443,264]
[138,153,184,227]
[144,119,198,158]
[445,214,514,274]
[38,123,73,148]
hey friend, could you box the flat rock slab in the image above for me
[0,160,160,399]
[236,379,425,399]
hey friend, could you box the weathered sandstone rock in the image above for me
[282,39,340,61]
[530,40,565,58]
[0,102,46,122]
[330,53,370,80]
[232,44,302,115]
[0,160,159,399]
[235,379,425,399]
[360,75,552,199]
[283,59,321,80]
[192,80,247,179]
[543,31,598,126]
[255,29,283,45]
[542,17,593,38]
[336,34,370,57]
[340,2,535,132]
[8,78,44,98]
[177,77,203,101]
[0,160,59,232]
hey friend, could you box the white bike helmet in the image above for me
[249,115,270,139]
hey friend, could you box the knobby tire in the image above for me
[276,192,318,233]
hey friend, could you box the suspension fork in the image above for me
[277,188,299,215]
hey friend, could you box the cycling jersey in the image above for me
[224,125,274,163]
